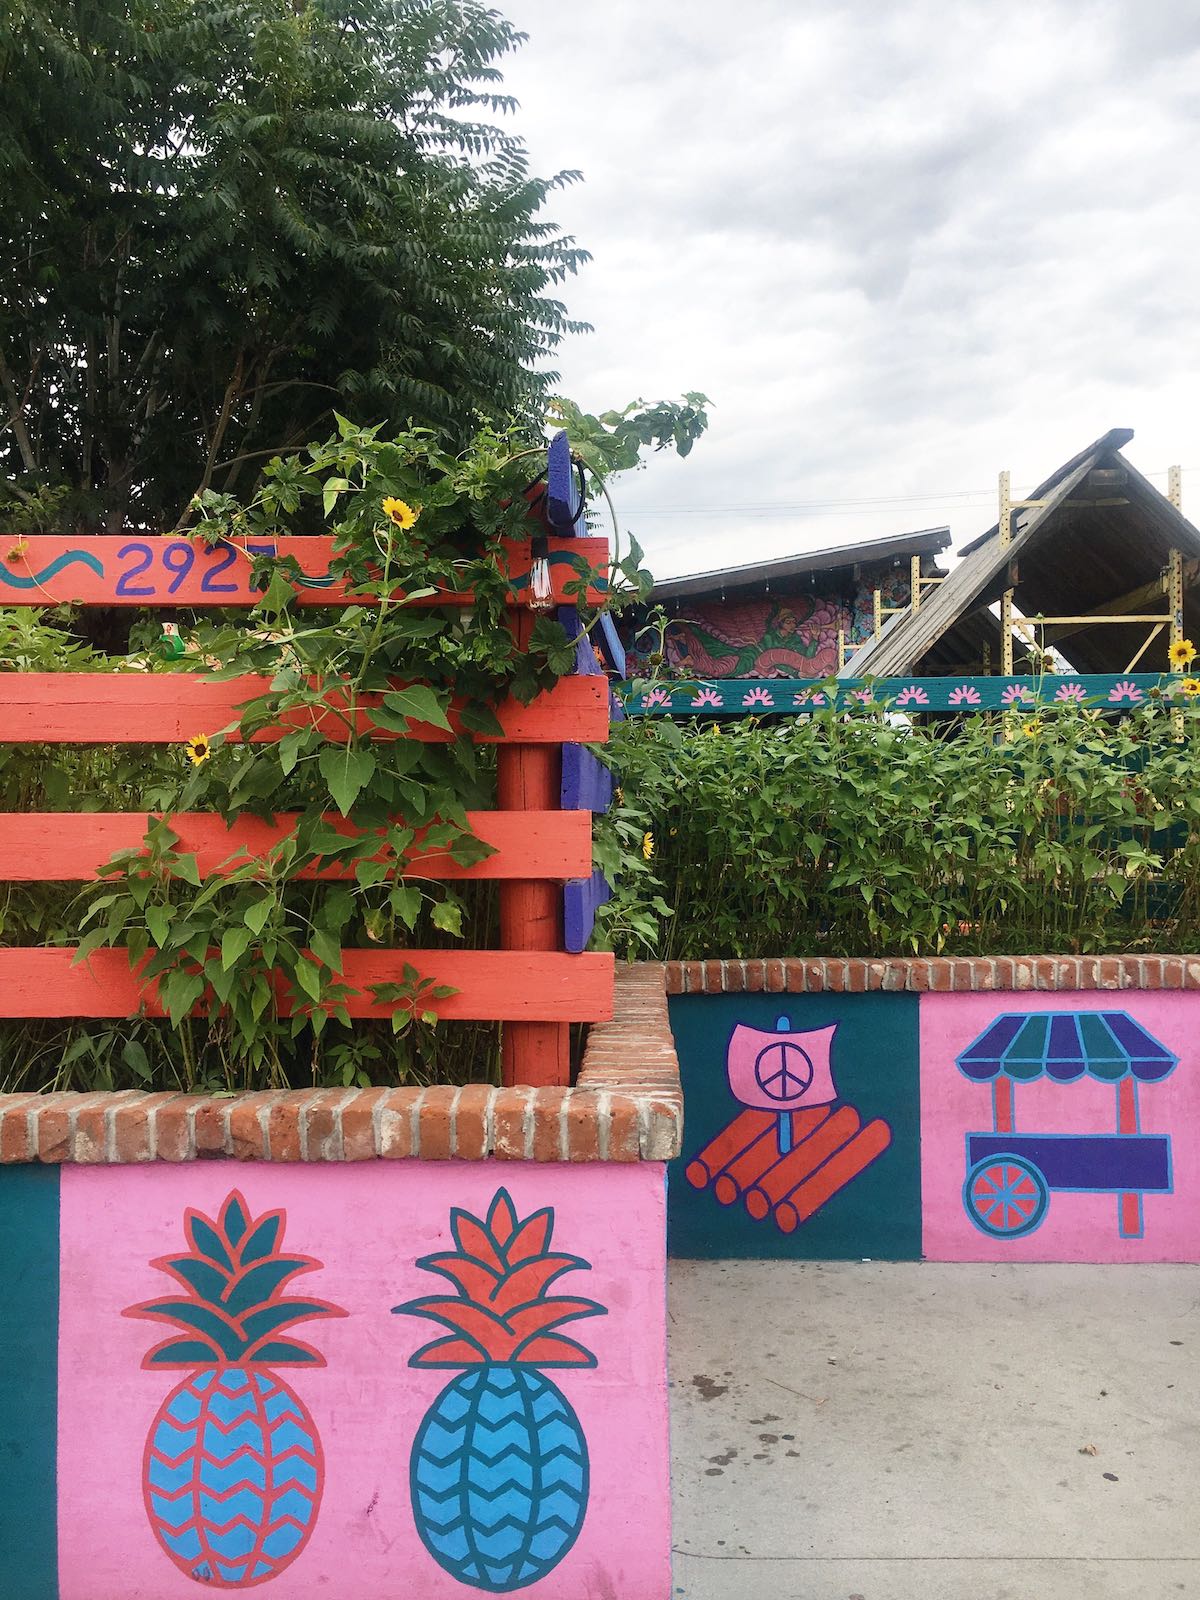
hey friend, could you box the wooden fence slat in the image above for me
[0,674,608,745]
[0,535,608,608]
[0,810,591,882]
[0,948,614,1021]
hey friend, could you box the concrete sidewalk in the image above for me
[668,1261,1200,1600]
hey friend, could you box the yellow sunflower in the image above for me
[1178,678,1200,697]
[185,734,212,766]
[382,497,420,530]
[1169,638,1196,669]
[642,831,655,861]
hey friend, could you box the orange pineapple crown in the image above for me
[393,1188,606,1369]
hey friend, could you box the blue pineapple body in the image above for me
[411,1365,589,1592]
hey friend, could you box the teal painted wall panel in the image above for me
[0,1165,60,1598]
[668,993,922,1260]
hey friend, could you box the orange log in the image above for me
[685,1109,777,1189]
[775,1118,892,1233]
[714,1126,782,1205]
[744,1106,853,1220]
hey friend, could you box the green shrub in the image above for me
[595,699,1200,960]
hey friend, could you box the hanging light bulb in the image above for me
[526,535,553,612]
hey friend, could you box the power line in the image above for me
[630,468,1195,518]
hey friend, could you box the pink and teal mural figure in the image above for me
[685,1017,893,1235]
[668,994,921,1260]
[125,1191,346,1588]
[957,1011,1176,1243]
[36,1163,668,1600]
[394,1189,604,1593]
[922,995,1200,1263]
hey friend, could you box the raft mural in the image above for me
[2,1162,668,1600]
[668,992,922,1260]
[668,989,1200,1263]
[921,993,1200,1263]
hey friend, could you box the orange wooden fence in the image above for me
[0,519,614,1085]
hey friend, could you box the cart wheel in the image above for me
[963,1154,1048,1238]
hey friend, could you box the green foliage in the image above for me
[0,404,700,1092]
[547,395,712,476]
[0,0,589,531]
[596,701,1200,960]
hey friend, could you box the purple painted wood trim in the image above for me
[564,869,613,953]
[561,744,613,812]
[594,611,626,677]
[558,606,604,678]
[546,430,581,533]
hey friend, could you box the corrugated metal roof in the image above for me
[840,431,1200,678]
[650,527,951,601]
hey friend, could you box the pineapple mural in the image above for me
[394,1188,606,1592]
[125,1190,346,1588]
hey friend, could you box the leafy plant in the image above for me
[0,0,589,531]
[596,696,1200,960]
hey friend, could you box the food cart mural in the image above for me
[922,994,1199,1263]
[668,993,922,1260]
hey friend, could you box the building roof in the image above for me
[841,430,1200,678]
[650,527,952,602]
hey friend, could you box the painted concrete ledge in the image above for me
[0,962,681,1165]
[666,954,1200,995]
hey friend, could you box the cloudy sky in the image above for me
[497,0,1200,579]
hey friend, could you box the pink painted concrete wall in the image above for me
[56,1163,669,1600]
[921,993,1200,1262]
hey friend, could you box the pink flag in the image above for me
[726,1022,840,1110]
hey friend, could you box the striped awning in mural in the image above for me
[956,1012,1177,1083]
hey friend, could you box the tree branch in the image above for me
[0,349,37,473]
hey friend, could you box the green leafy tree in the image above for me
[0,0,588,533]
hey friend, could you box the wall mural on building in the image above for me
[668,993,922,1260]
[922,995,1199,1262]
[125,1190,345,1588]
[30,1163,669,1600]
[685,1018,893,1235]
[394,1188,604,1593]
[623,570,913,680]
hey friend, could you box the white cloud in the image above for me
[499,0,1200,577]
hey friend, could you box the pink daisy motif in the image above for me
[1001,684,1035,706]
[1053,682,1087,703]
[1107,681,1144,703]
[793,690,827,707]
[640,687,672,709]
[849,688,874,703]
[690,687,724,708]
[895,685,929,707]
[742,686,775,708]
[948,684,982,706]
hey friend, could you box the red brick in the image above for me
[906,960,930,991]
[765,959,785,993]
[682,961,704,994]
[605,1094,641,1161]
[155,1097,196,1161]
[0,1096,36,1162]
[113,1093,178,1163]
[722,960,745,993]
[418,1087,457,1161]
[804,960,826,992]
[531,1089,570,1162]
[379,1089,420,1159]
[302,1090,350,1161]
[493,1089,532,1160]
[1163,957,1186,989]
[228,1093,278,1161]
[703,960,725,993]
[744,961,765,993]
[265,1095,304,1161]
[565,1096,601,1162]
[453,1085,494,1161]
[195,1099,231,1157]
[340,1088,387,1160]
[663,964,684,995]
[36,1101,72,1163]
